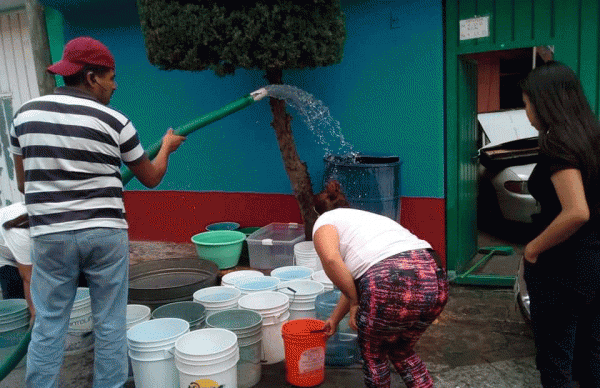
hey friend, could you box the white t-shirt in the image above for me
[312,208,431,279]
[0,203,31,268]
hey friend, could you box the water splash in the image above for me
[264,84,357,160]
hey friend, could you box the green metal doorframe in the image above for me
[445,54,519,287]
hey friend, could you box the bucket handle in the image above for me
[275,286,297,309]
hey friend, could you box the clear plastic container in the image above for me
[246,223,305,269]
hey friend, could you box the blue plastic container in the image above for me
[323,154,402,221]
[315,289,360,366]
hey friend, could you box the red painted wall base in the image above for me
[123,191,446,266]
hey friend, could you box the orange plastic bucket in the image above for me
[281,319,326,387]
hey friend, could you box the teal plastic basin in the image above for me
[191,231,246,269]
[205,222,240,231]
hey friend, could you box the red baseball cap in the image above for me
[47,37,115,76]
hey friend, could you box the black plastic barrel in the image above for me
[323,154,402,220]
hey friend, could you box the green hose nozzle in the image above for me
[121,87,269,186]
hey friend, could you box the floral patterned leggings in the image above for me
[355,249,449,388]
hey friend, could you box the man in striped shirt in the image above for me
[10,36,186,388]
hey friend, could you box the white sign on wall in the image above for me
[459,16,490,41]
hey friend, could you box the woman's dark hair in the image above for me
[521,61,600,204]
[63,65,111,87]
[314,180,350,214]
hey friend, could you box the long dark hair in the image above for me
[521,61,600,207]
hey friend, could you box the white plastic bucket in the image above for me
[279,280,324,320]
[262,311,289,364]
[68,288,93,333]
[175,328,240,388]
[129,350,179,388]
[176,350,239,388]
[126,304,152,330]
[237,337,262,388]
[271,266,314,281]
[127,318,190,388]
[126,304,152,381]
[64,331,95,356]
[127,318,190,348]
[311,270,334,292]
[238,291,290,364]
[234,276,281,295]
[205,309,263,388]
[237,291,289,324]
[293,241,322,270]
[193,286,241,317]
[221,270,264,287]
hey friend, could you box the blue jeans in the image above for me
[25,228,129,388]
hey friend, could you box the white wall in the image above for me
[0,8,38,205]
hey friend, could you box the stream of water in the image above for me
[264,84,357,160]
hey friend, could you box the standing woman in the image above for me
[312,180,448,388]
[521,61,600,387]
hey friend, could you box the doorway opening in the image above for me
[465,46,552,280]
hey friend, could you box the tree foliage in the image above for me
[137,0,346,76]
[136,0,346,239]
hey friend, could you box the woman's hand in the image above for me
[322,318,338,337]
[523,245,538,264]
[348,304,359,331]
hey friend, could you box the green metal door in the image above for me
[451,58,478,276]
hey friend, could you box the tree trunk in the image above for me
[266,68,317,240]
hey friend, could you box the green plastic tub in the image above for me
[191,231,246,269]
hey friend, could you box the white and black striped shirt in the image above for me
[9,87,145,237]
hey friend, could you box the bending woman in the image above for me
[312,180,448,388]
[521,61,600,387]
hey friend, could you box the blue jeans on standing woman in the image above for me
[25,228,129,388]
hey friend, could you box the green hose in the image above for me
[0,328,31,382]
[121,88,268,185]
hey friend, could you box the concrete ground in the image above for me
[1,235,540,387]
